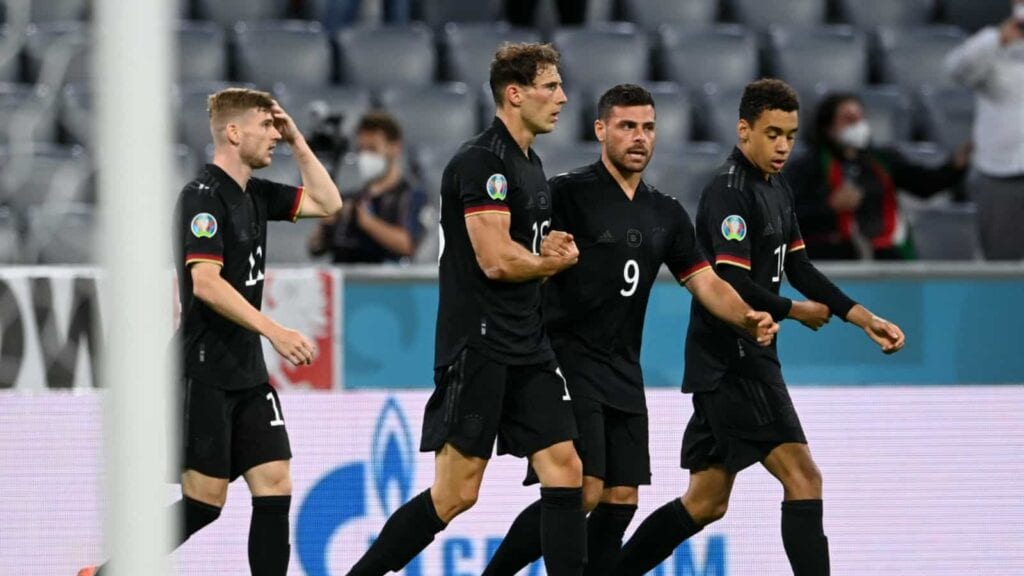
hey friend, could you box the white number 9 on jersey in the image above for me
[621,259,639,297]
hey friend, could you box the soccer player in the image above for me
[615,78,906,576]
[483,84,779,576]
[79,88,342,576]
[345,43,586,576]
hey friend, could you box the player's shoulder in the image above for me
[179,167,224,202]
[707,156,752,194]
[548,162,601,191]
[451,127,512,168]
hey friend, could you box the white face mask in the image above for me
[836,120,871,150]
[357,150,389,185]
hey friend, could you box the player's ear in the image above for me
[594,118,606,143]
[737,118,751,144]
[225,121,241,146]
[506,84,523,109]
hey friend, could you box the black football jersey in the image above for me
[684,147,805,391]
[545,161,709,412]
[175,164,303,390]
[434,118,555,368]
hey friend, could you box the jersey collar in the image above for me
[729,146,773,183]
[205,163,245,195]
[593,157,649,201]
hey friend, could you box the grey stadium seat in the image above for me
[337,24,436,90]
[553,23,650,92]
[26,202,95,264]
[177,21,228,83]
[0,206,21,264]
[58,81,91,146]
[0,27,22,82]
[0,144,92,213]
[418,0,503,27]
[478,84,585,146]
[918,85,974,152]
[0,82,57,144]
[531,142,602,177]
[768,26,868,94]
[273,83,372,140]
[619,0,719,30]
[23,22,91,86]
[876,25,967,90]
[698,84,742,145]
[234,21,333,88]
[379,84,477,150]
[836,0,936,28]
[858,85,914,147]
[941,0,1009,32]
[902,200,982,260]
[730,0,825,29]
[644,142,725,216]
[658,24,758,92]
[440,23,542,87]
[28,0,90,22]
[194,0,290,28]
[648,82,692,148]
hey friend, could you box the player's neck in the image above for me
[212,153,253,191]
[737,143,771,181]
[494,112,534,157]
[601,155,641,200]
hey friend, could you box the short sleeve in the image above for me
[181,188,225,268]
[665,200,711,284]
[253,177,304,222]
[456,148,511,218]
[701,182,753,271]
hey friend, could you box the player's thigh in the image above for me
[500,360,578,459]
[231,384,293,482]
[421,348,507,460]
[761,442,822,500]
[522,392,603,488]
[181,468,230,508]
[603,407,651,490]
[243,459,292,496]
[181,378,233,489]
[682,465,736,524]
[431,442,490,522]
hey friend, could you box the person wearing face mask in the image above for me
[307,111,426,263]
[945,0,1024,260]
[784,93,969,260]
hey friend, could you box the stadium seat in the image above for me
[26,202,95,264]
[644,142,725,216]
[876,25,967,90]
[379,83,477,150]
[58,81,91,146]
[194,0,290,28]
[697,84,743,145]
[440,22,542,86]
[729,0,825,29]
[836,0,936,28]
[273,83,372,141]
[553,23,650,93]
[23,22,91,86]
[941,0,1008,32]
[647,82,692,147]
[0,144,92,214]
[412,143,460,206]
[531,142,602,177]
[768,25,868,94]
[858,85,914,147]
[0,27,21,82]
[657,24,758,92]
[0,82,57,144]
[418,0,503,27]
[619,0,719,30]
[28,0,90,22]
[170,143,198,203]
[234,21,333,88]
[267,219,320,264]
[901,200,982,260]
[176,21,228,83]
[478,84,584,146]
[918,85,974,152]
[337,24,436,90]
[0,206,21,264]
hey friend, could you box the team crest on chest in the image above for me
[627,229,643,247]
[721,215,747,241]
[486,173,508,201]
[191,212,218,238]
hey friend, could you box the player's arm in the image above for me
[190,262,316,366]
[270,101,343,218]
[466,212,576,281]
[685,270,778,345]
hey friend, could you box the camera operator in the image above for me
[308,111,427,263]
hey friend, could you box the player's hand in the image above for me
[863,315,905,354]
[269,326,317,366]
[789,300,831,331]
[270,101,300,145]
[540,230,574,258]
[743,310,779,346]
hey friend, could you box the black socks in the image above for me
[616,498,703,576]
[540,487,586,576]
[584,502,636,576]
[346,489,447,576]
[249,495,291,576]
[781,499,830,576]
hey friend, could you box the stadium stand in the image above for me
[234,20,334,88]
[176,20,228,83]
[553,22,649,92]
[619,0,719,30]
[657,24,759,92]
[336,23,436,89]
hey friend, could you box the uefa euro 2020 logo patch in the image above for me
[486,173,508,201]
[191,212,218,239]
[721,214,747,242]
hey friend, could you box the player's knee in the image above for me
[450,484,480,515]
[783,462,823,498]
[602,485,639,506]
[582,483,603,512]
[683,495,728,525]
[185,483,228,508]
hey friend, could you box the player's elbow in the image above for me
[479,259,507,281]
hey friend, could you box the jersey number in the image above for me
[531,219,551,255]
[555,366,571,400]
[620,259,639,297]
[772,244,787,283]
[267,392,285,427]
[245,247,266,287]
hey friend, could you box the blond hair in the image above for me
[207,87,275,138]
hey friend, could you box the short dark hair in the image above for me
[597,84,656,120]
[812,92,861,146]
[739,78,800,125]
[356,110,402,142]
[489,42,561,106]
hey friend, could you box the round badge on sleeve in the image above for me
[721,215,747,241]
[486,173,508,201]
[191,212,218,238]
